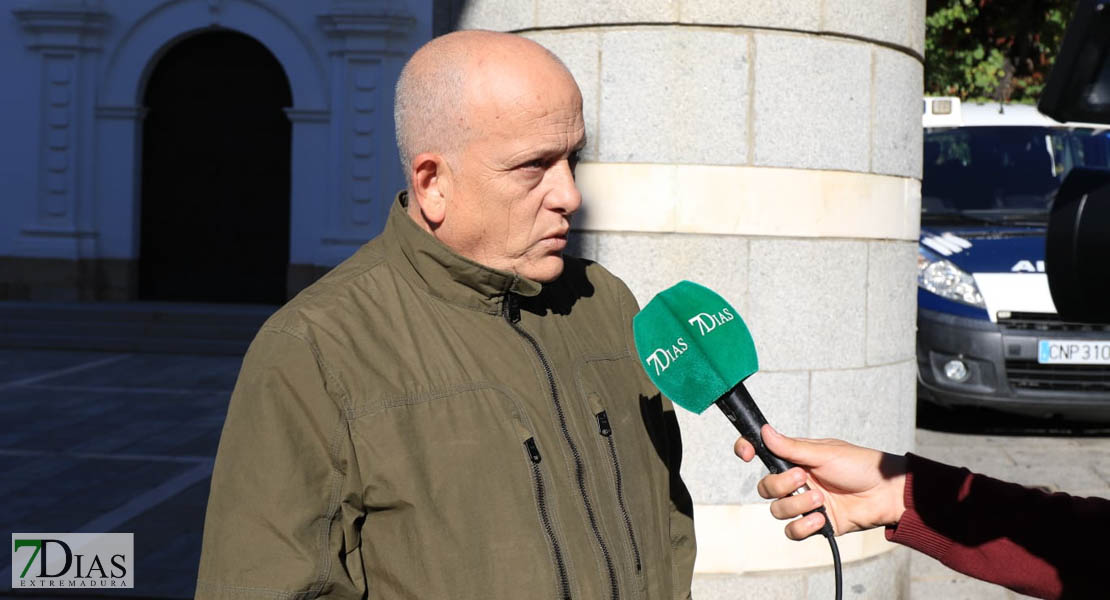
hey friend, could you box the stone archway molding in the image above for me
[92,0,330,295]
[99,0,328,109]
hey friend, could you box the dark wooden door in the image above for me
[139,30,292,304]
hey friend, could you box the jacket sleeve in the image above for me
[886,453,1110,599]
[613,278,696,599]
[196,328,365,599]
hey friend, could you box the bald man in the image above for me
[196,31,695,600]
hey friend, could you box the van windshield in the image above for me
[922,126,1110,224]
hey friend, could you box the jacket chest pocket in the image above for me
[522,434,573,600]
[577,355,671,590]
[356,386,574,599]
[587,393,643,576]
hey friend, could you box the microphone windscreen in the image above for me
[632,281,759,414]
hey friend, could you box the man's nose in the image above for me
[546,159,582,215]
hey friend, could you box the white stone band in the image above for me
[574,163,921,241]
[692,503,897,573]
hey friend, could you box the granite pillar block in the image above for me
[457,0,534,31]
[599,28,749,164]
[866,241,918,365]
[747,238,868,371]
[537,0,678,27]
[872,49,924,178]
[679,0,821,30]
[752,34,871,171]
[589,231,750,313]
[821,0,916,51]
[809,360,917,455]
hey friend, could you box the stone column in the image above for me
[460,2,924,598]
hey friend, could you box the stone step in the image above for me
[0,301,277,355]
[0,301,275,326]
[0,317,263,340]
[0,332,251,355]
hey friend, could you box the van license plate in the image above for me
[1038,340,1110,364]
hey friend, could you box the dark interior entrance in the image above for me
[139,30,292,304]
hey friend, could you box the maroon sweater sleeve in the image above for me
[884,453,1110,599]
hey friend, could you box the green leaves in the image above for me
[925,0,1074,104]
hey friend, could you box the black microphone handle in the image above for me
[715,380,794,474]
[715,380,834,536]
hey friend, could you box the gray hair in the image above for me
[393,45,467,187]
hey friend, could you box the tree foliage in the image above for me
[925,0,1075,104]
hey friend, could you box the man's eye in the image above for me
[522,158,545,169]
[568,151,581,171]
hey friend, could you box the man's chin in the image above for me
[520,255,565,284]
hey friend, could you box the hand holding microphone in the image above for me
[632,280,846,598]
[633,282,1103,599]
[632,281,835,536]
[734,425,909,540]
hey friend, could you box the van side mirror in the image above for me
[1038,0,1110,124]
[1046,168,1110,323]
[1039,0,1110,323]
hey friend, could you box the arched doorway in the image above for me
[139,30,292,304]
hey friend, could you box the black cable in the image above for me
[804,507,843,600]
[824,530,843,600]
[811,514,842,600]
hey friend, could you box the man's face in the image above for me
[440,66,585,284]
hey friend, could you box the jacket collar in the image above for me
[384,192,542,314]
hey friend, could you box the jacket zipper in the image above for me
[525,438,572,600]
[596,411,642,573]
[503,293,620,600]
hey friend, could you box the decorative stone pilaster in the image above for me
[13,3,108,259]
[316,3,413,255]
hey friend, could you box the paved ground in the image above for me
[0,349,241,598]
[1,347,1106,598]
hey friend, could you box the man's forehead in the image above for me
[485,102,585,142]
[465,71,582,135]
[497,97,584,123]
[466,62,580,107]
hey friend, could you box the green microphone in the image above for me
[633,281,842,598]
[632,281,832,530]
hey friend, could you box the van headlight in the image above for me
[917,247,985,307]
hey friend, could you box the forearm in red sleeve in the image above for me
[885,453,1110,599]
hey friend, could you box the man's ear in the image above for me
[410,152,450,227]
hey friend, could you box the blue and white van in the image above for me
[918,97,1110,420]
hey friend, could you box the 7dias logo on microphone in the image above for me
[644,306,736,375]
[687,308,735,335]
[11,533,133,590]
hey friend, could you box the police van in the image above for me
[918,97,1110,421]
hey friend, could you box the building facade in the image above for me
[1,1,923,597]
[1,0,430,303]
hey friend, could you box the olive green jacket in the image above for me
[196,196,696,599]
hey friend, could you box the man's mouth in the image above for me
[542,231,569,250]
